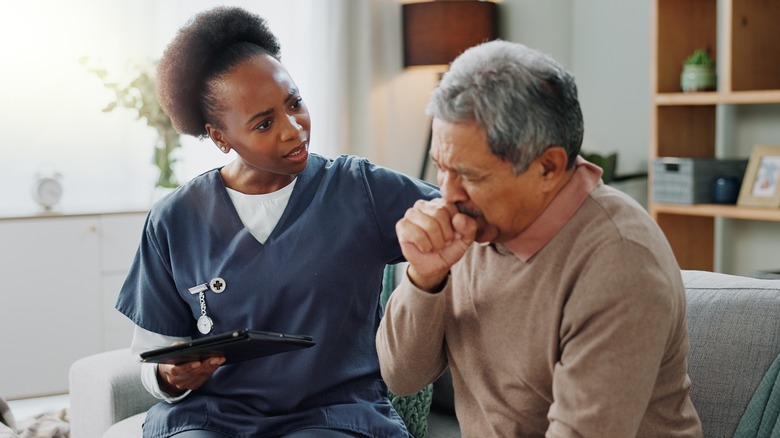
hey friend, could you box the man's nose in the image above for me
[439,171,467,204]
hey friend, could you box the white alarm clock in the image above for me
[32,174,63,209]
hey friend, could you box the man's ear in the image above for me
[538,146,569,175]
[536,146,570,186]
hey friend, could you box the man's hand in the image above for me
[396,198,477,291]
[157,344,225,396]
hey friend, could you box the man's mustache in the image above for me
[456,202,480,219]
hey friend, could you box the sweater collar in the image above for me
[500,156,602,262]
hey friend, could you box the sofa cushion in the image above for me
[427,410,461,438]
[682,270,780,438]
[388,384,433,438]
[104,412,145,438]
[382,264,433,437]
[69,348,156,438]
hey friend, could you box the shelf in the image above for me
[654,105,716,158]
[651,203,780,222]
[730,0,780,91]
[654,90,780,106]
[652,0,780,272]
[654,0,717,95]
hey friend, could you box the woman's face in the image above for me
[206,54,311,191]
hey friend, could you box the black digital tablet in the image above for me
[139,329,316,365]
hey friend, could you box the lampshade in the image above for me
[402,0,498,68]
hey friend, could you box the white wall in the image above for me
[499,0,572,67]
[571,0,651,174]
[569,0,651,205]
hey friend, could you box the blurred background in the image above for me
[0,0,653,216]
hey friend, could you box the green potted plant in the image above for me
[81,57,180,189]
[680,49,717,92]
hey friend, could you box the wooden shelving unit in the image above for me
[650,0,780,271]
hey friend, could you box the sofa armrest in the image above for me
[69,348,157,438]
[682,270,780,438]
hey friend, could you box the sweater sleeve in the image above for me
[376,269,450,396]
[546,240,681,437]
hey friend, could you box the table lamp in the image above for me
[402,0,498,179]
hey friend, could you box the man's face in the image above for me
[430,118,548,244]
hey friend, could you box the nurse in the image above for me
[116,6,438,438]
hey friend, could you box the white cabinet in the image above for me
[0,211,146,399]
[100,213,147,351]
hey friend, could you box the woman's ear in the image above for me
[206,124,230,153]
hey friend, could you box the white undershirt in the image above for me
[132,178,297,402]
[224,178,296,245]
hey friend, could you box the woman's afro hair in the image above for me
[157,6,281,137]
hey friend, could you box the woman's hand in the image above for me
[156,344,225,396]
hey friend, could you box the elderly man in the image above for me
[376,40,703,437]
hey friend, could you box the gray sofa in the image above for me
[70,270,780,437]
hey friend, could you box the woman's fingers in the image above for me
[159,356,225,391]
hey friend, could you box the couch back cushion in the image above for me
[682,270,780,438]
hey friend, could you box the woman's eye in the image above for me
[291,97,303,110]
[255,119,273,131]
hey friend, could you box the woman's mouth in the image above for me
[284,143,309,163]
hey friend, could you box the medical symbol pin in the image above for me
[209,277,226,293]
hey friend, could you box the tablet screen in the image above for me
[139,329,316,365]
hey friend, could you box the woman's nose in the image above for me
[280,114,303,141]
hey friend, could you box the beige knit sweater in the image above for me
[377,183,703,437]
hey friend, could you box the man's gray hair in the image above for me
[427,40,584,174]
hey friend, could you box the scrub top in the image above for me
[116,153,439,438]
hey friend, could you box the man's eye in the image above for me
[462,174,486,183]
[291,97,303,109]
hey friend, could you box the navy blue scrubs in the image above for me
[117,154,439,437]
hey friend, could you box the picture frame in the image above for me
[737,145,780,208]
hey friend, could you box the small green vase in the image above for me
[680,65,716,92]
